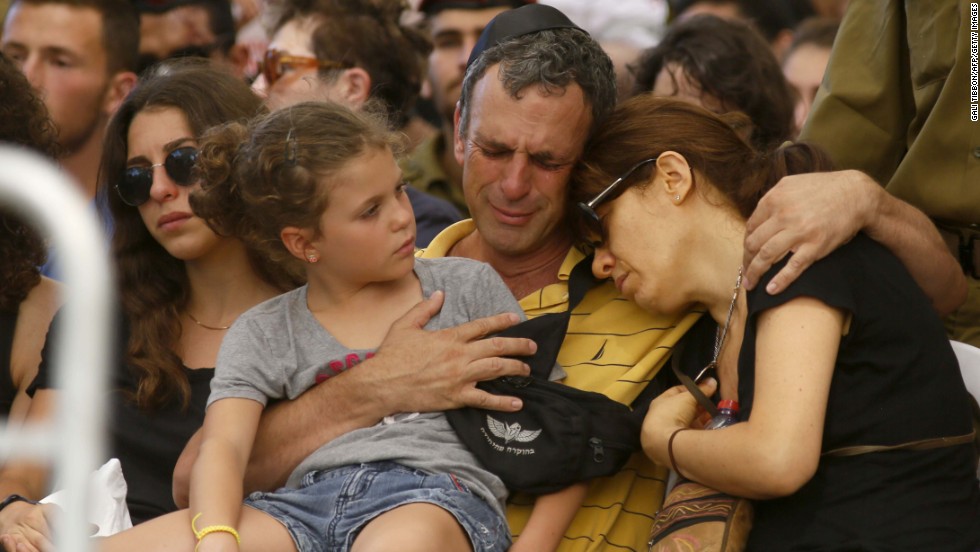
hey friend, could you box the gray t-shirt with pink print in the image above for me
[208,256,559,516]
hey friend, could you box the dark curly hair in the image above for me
[0,51,60,313]
[271,0,431,128]
[101,58,299,410]
[192,101,401,270]
[630,14,796,151]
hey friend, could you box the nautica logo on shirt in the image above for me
[480,415,540,456]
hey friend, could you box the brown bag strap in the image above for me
[822,430,976,458]
[670,341,719,417]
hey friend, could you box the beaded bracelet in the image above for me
[191,512,241,551]
[667,427,691,480]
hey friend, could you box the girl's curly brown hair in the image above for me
[0,51,61,313]
[191,101,402,272]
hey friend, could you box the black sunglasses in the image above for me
[116,146,199,207]
[576,157,658,246]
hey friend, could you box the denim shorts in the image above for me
[244,462,511,552]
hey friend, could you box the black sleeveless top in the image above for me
[741,235,980,550]
[0,310,19,417]
[30,309,213,524]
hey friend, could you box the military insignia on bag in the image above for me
[481,415,540,456]
[488,416,541,443]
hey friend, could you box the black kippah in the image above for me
[466,3,587,68]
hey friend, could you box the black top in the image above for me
[31,310,212,524]
[0,311,18,417]
[739,234,980,551]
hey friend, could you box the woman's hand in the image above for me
[640,378,717,466]
[645,378,718,430]
[0,502,59,552]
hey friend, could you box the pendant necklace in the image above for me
[694,266,743,382]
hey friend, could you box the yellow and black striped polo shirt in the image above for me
[420,220,702,552]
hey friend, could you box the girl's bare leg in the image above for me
[98,506,296,552]
[350,503,472,552]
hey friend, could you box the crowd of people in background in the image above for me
[0,0,978,550]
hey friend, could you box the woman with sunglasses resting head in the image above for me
[0,58,300,552]
[571,96,980,551]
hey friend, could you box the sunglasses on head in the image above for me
[260,49,351,86]
[576,157,659,246]
[116,146,199,207]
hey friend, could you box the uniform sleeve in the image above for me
[207,316,285,408]
[799,0,912,185]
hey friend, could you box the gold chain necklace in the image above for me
[186,312,231,331]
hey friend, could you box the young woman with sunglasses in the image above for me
[0,58,300,552]
[571,96,980,550]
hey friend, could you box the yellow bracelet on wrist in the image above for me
[191,512,241,550]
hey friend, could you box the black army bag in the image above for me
[444,256,642,495]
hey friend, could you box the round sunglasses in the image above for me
[116,146,199,207]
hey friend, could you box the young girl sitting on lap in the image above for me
[100,101,580,552]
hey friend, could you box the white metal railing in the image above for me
[0,145,114,552]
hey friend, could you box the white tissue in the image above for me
[39,458,133,536]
